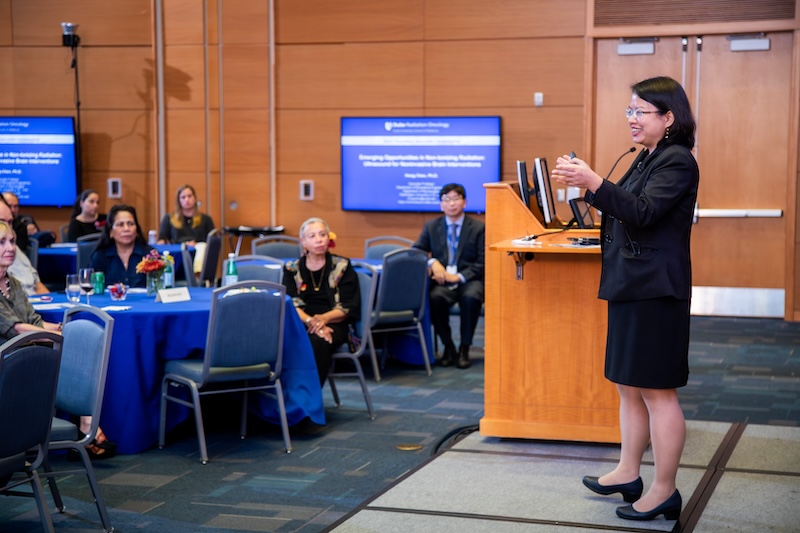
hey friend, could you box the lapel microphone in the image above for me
[604,147,637,180]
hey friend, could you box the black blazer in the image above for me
[587,143,699,301]
[413,215,485,284]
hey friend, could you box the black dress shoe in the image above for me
[616,489,682,521]
[456,345,471,369]
[439,342,456,367]
[582,476,643,503]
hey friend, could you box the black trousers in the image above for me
[307,322,349,386]
[429,280,483,347]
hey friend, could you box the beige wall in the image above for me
[2,0,800,316]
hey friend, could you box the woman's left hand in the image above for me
[306,314,327,335]
[316,325,334,343]
[551,154,604,193]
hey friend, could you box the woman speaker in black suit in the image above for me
[552,76,699,522]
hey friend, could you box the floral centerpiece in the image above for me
[136,249,174,295]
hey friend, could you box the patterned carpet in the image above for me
[1,316,798,532]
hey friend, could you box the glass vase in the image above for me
[147,271,164,296]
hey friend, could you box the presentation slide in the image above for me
[341,116,501,213]
[0,117,78,207]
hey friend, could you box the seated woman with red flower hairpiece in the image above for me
[282,217,360,387]
[89,204,154,287]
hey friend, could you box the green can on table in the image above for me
[91,271,105,295]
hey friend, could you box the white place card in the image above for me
[156,287,191,303]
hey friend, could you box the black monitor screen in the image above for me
[516,160,531,209]
[341,116,501,213]
[0,116,79,207]
[533,157,557,225]
[569,198,594,229]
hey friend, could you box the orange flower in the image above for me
[135,249,173,274]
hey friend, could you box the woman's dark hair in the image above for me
[631,76,695,150]
[95,204,147,251]
[69,189,99,218]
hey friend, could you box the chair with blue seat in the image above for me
[328,261,377,418]
[0,331,64,533]
[251,235,302,260]
[42,305,115,532]
[222,254,284,283]
[363,235,413,260]
[26,236,39,268]
[76,233,101,271]
[59,223,69,243]
[367,248,432,380]
[158,280,291,464]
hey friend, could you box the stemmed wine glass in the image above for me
[78,268,94,305]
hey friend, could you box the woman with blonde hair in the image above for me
[157,184,215,246]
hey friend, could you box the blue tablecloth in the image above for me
[38,243,188,285]
[34,288,324,454]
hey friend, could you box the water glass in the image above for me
[65,274,81,304]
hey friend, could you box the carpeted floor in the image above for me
[1,316,798,532]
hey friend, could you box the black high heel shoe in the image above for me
[616,489,682,521]
[582,476,643,503]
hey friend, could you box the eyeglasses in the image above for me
[625,108,661,120]
[441,195,463,204]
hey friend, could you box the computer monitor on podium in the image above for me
[533,157,558,227]
[516,160,533,210]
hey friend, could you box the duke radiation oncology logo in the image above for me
[384,122,394,131]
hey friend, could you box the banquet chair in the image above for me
[180,243,195,286]
[367,248,432,380]
[159,280,291,464]
[251,235,302,260]
[363,235,413,260]
[0,331,64,533]
[43,305,115,532]
[76,233,101,271]
[198,228,222,287]
[223,254,284,283]
[59,223,69,242]
[328,262,377,418]
[26,236,39,268]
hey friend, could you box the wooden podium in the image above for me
[479,183,620,443]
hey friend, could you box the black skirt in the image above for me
[605,297,690,389]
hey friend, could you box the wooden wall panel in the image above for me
[221,45,270,109]
[276,0,424,44]
[165,109,219,173]
[164,46,209,109]
[0,49,12,107]
[0,0,11,46]
[11,48,75,109]
[424,38,585,108]
[81,109,154,172]
[80,48,154,110]
[11,0,152,46]
[223,171,270,226]
[277,43,425,109]
[425,0,586,40]
[219,0,270,45]
[163,0,206,45]
[222,109,270,172]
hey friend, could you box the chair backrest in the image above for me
[180,243,196,286]
[59,223,69,243]
[0,331,63,475]
[199,228,222,287]
[76,233,101,271]
[350,262,378,347]
[373,248,429,318]
[26,236,39,269]
[223,254,285,283]
[202,280,286,383]
[252,236,302,259]
[57,306,114,432]
[363,236,414,260]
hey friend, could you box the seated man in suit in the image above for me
[413,183,485,369]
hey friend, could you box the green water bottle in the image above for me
[163,251,174,288]
[224,253,238,286]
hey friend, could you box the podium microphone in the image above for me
[604,147,636,180]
